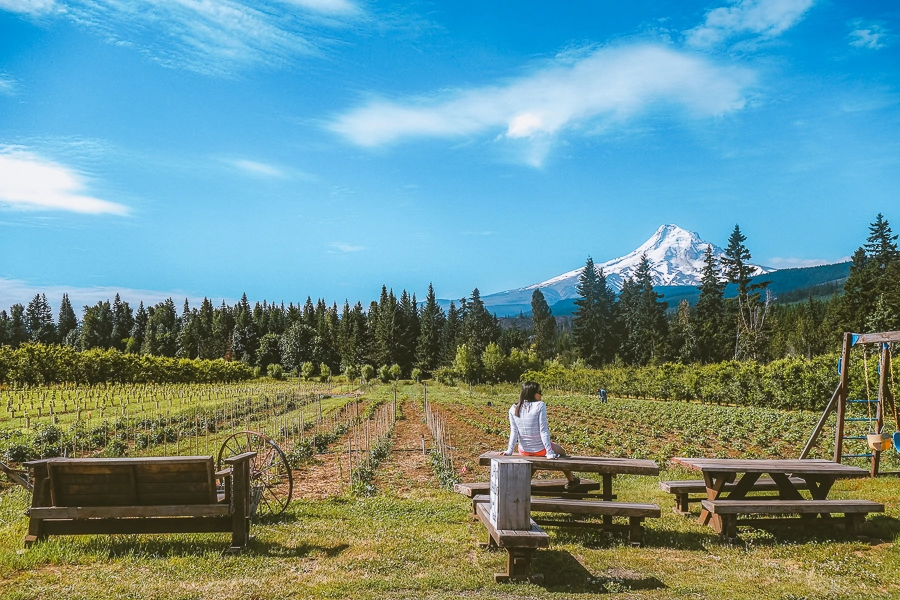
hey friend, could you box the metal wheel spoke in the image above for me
[218,430,293,517]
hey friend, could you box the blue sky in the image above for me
[0,0,898,310]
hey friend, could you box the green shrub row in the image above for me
[0,343,254,385]
[524,353,885,411]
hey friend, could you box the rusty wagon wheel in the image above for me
[217,431,293,517]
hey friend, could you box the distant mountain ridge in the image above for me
[477,224,770,316]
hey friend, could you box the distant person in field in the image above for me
[501,381,579,490]
[598,388,608,403]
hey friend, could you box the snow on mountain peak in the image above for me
[481,224,770,309]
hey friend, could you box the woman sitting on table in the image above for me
[501,381,580,490]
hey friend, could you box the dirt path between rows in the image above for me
[371,401,437,494]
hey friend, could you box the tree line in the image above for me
[0,214,895,384]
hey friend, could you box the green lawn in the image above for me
[1,382,899,599]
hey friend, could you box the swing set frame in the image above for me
[800,330,900,477]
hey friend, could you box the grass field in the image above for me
[2,381,899,599]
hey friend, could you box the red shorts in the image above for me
[518,448,547,456]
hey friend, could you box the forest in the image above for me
[0,214,896,387]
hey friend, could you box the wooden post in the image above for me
[489,457,531,531]
[833,332,852,463]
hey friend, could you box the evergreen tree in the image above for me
[8,304,27,348]
[176,301,200,359]
[231,293,258,363]
[57,294,78,344]
[721,225,770,360]
[441,300,462,365]
[572,257,617,366]
[280,321,317,372]
[197,297,216,359]
[619,254,668,365]
[461,288,499,359]
[25,293,55,344]
[0,310,10,347]
[128,301,149,353]
[530,288,556,361]
[842,214,900,331]
[110,294,134,351]
[373,286,399,368]
[212,301,234,359]
[667,300,697,363]
[81,300,114,350]
[141,298,179,357]
[694,245,730,363]
[415,283,445,374]
[396,290,419,374]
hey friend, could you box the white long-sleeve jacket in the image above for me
[505,400,557,457]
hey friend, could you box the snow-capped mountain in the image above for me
[481,224,770,311]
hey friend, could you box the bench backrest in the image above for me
[32,457,217,508]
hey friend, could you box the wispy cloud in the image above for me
[0,148,128,215]
[766,256,850,269]
[329,242,365,253]
[0,73,17,95]
[330,44,752,166]
[0,0,55,14]
[0,0,364,76]
[849,20,890,50]
[684,0,814,48]
[229,159,285,178]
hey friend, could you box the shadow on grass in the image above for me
[549,525,715,551]
[699,514,900,547]
[77,536,350,559]
[535,549,665,594]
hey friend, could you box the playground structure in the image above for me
[801,330,900,476]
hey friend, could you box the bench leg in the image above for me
[720,515,737,542]
[844,514,865,534]
[628,517,644,547]
[495,547,537,583]
[674,493,691,516]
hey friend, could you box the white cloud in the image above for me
[0,149,128,215]
[230,159,285,178]
[0,277,212,314]
[329,242,365,252]
[685,0,814,48]
[0,0,55,14]
[22,0,363,76]
[330,44,752,164]
[766,256,850,269]
[849,21,889,50]
[0,73,16,95]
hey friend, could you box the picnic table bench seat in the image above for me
[701,498,884,540]
[473,501,549,583]
[660,477,811,515]
[23,453,256,553]
[472,494,660,547]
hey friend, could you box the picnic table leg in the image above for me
[700,472,734,529]
[628,517,644,547]
[797,475,837,520]
[602,474,613,527]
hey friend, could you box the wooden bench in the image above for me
[473,495,660,547]
[660,477,810,515]
[701,499,885,540]
[474,500,549,582]
[23,453,256,553]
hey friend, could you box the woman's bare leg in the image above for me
[551,443,577,484]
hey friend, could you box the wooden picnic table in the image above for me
[671,457,877,537]
[478,452,659,503]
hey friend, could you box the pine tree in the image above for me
[25,293,55,344]
[81,300,114,350]
[620,254,668,365]
[9,304,28,347]
[129,301,149,353]
[373,286,399,368]
[110,294,134,351]
[441,301,462,364]
[530,288,556,361]
[461,288,499,359]
[57,294,78,344]
[694,245,730,363]
[230,294,258,363]
[415,283,445,374]
[572,257,617,366]
[721,225,770,360]
[842,214,900,331]
[197,297,216,359]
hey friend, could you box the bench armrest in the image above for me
[215,468,233,477]
[223,451,257,465]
